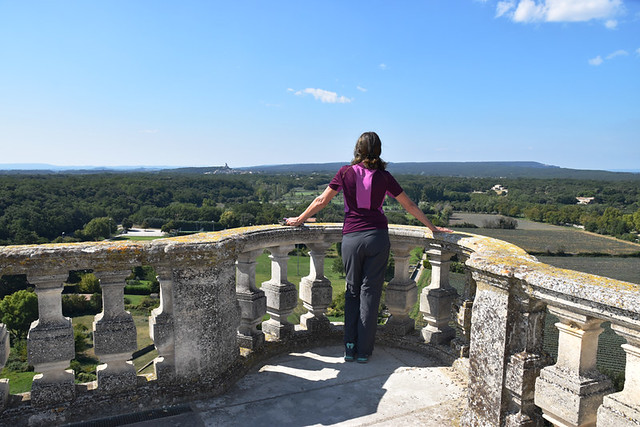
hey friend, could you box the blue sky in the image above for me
[1,0,638,170]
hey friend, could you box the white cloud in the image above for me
[606,49,628,59]
[637,47,640,56]
[141,129,159,133]
[293,88,352,104]
[497,0,623,24]
[588,55,603,66]
[379,63,387,70]
[357,86,367,92]
[513,0,546,22]
[496,1,515,17]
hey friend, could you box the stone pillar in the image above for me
[463,271,548,427]
[451,266,476,358]
[236,249,266,350]
[384,243,418,335]
[534,306,614,427]
[597,324,640,426]
[27,273,75,407]
[262,245,297,339]
[420,247,457,344]
[0,323,10,409]
[149,266,175,383]
[299,242,332,334]
[93,270,138,394]
[503,296,549,427]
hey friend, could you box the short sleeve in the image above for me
[385,171,403,198]
[329,166,347,191]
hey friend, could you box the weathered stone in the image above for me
[27,274,76,406]
[93,270,138,393]
[299,242,332,333]
[172,260,239,380]
[597,324,640,426]
[262,245,297,339]
[236,249,267,350]
[384,243,418,336]
[535,307,614,427]
[465,273,511,427]
[149,268,175,382]
[420,248,457,345]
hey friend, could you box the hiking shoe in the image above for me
[344,343,356,362]
[356,355,369,364]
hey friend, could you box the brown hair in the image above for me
[351,131,387,170]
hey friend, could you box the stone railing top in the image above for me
[0,223,638,328]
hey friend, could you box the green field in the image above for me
[451,213,640,256]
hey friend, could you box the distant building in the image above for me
[491,184,508,195]
[576,197,595,205]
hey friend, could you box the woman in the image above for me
[286,132,451,363]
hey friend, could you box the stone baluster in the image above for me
[149,266,175,382]
[451,264,476,359]
[420,246,457,344]
[597,324,640,426]
[262,245,297,339]
[299,242,332,334]
[534,306,614,427]
[503,295,549,426]
[384,243,418,335]
[0,323,10,409]
[236,249,267,350]
[93,270,138,393]
[27,274,75,407]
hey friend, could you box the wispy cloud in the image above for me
[588,55,603,66]
[606,49,628,59]
[589,49,631,66]
[357,86,367,92]
[496,0,623,26]
[141,129,159,134]
[379,63,387,70]
[637,47,640,56]
[292,88,352,104]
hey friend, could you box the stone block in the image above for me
[93,316,137,356]
[30,370,75,407]
[27,320,75,366]
[597,394,640,427]
[237,291,267,321]
[96,361,138,394]
[535,366,613,427]
[262,319,294,339]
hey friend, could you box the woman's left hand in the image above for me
[435,226,453,233]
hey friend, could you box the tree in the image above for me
[0,290,38,339]
[77,273,101,294]
[121,217,134,231]
[76,217,117,241]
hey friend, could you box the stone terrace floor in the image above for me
[117,344,468,427]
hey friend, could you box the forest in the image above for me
[0,171,639,246]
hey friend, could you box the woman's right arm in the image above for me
[285,186,338,226]
[394,192,451,232]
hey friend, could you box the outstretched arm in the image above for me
[394,192,452,233]
[285,186,339,226]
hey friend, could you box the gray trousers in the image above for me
[341,229,390,357]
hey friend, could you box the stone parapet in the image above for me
[0,224,637,425]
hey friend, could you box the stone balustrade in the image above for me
[0,224,637,426]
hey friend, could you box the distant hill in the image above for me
[240,161,640,181]
[1,161,639,180]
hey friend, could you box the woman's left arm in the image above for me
[285,186,339,226]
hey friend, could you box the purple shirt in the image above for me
[329,163,404,234]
